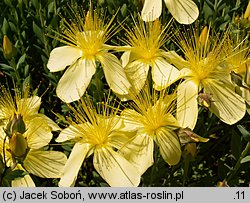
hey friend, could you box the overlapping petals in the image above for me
[142,0,199,24]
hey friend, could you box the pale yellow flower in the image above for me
[47,7,130,103]
[226,35,250,106]
[119,86,181,175]
[167,27,246,129]
[120,18,180,95]
[0,86,67,187]
[56,95,140,187]
[141,0,199,24]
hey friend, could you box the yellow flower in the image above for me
[0,86,67,187]
[226,35,250,106]
[141,0,199,24]
[47,7,130,103]
[56,95,140,187]
[119,86,181,175]
[168,27,246,128]
[120,18,180,94]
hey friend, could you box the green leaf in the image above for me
[240,155,250,164]
[8,21,17,33]
[24,64,30,77]
[237,125,250,142]
[2,18,10,34]
[231,130,242,160]
[33,21,44,43]
[0,63,14,71]
[31,0,40,10]
[48,1,55,14]
[120,4,127,17]
[16,54,26,70]
[4,170,27,181]
[4,0,13,7]
[23,75,31,88]
[247,107,250,116]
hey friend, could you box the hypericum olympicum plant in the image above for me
[56,95,141,187]
[120,18,180,94]
[141,0,199,24]
[0,86,67,187]
[47,6,130,103]
[119,85,181,175]
[169,27,246,129]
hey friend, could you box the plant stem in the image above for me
[227,142,250,184]
[9,58,21,86]
[149,146,159,186]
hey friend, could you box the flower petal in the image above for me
[24,150,67,178]
[56,124,84,143]
[121,109,144,131]
[125,60,150,93]
[18,96,41,116]
[142,0,162,22]
[12,174,35,187]
[204,80,246,125]
[154,127,181,165]
[152,57,180,90]
[56,58,96,103]
[160,51,189,70]
[47,46,82,72]
[99,53,131,95]
[59,143,91,187]
[11,165,35,187]
[37,114,61,131]
[120,51,131,67]
[164,0,199,24]
[26,117,53,149]
[93,147,141,187]
[177,80,198,130]
[119,134,154,175]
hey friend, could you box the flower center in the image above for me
[84,119,111,148]
[190,55,216,83]
[76,31,104,58]
[143,105,167,137]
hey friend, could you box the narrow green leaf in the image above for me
[16,54,26,70]
[4,170,27,181]
[2,18,9,34]
[0,63,14,71]
[240,155,250,164]
[31,0,40,9]
[120,4,127,17]
[33,21,44,43]
[231,130,242,160]
[4,0,13,7]
[237,125,250,142]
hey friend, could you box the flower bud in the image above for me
[217,180,229,187]
[244,1,250,19]
[198,93,213,108]
[177,127,209,144]
[3,35,16,59]
[199,26,209,47]
[5,114,26,137]
[9,132,28,158]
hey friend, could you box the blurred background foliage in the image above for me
[0,0,249,186]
